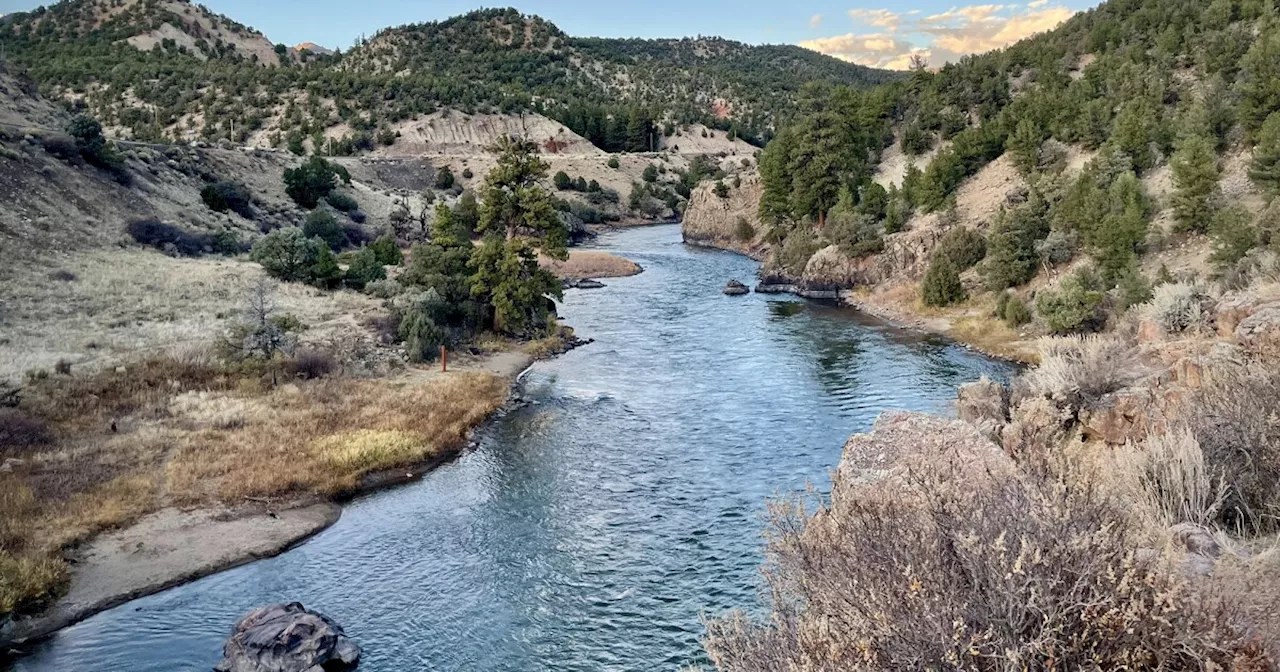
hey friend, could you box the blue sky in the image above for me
[0,0,1102,69]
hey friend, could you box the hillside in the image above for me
[0,3,895,152]
[684,0,1280,357]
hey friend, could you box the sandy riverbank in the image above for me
[0,349,535,650]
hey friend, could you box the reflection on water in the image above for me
[10,225,1014,672]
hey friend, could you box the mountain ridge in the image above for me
[0,2,897,152]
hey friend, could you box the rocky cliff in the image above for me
[681,173,769,260]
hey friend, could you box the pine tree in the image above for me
[1007,119,1042,175]
[1171,134,1221,232]
[1250,112,1280,195]
[921,256,966,307]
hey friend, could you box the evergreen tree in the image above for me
[471,136,567,335]
[1007,118,1042,175]
[1171,134,1221,233]
[310,243,342,289]
[921,256,966,307]
[1250,112,1280,195]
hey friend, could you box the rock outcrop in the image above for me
[681,173,769,259]
[723,279,749,295]
[215,603,360,672]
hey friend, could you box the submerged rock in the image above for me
[564,278,606,289]
[723,279,749,295]
[214,602,360,672]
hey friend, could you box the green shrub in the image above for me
[553,171,572,190]
[607,157,620,169]
[827,214,885,258]
[643,165,659,182]
[344,247,386,290]
[461,168,474,180]
[251,228,322,282]
[1035,271,1105,334]
[325,191,359,213]
[303,210,346,251]
[1209,206,1258,271]
[934,227,987,270]
[201,180,254,219]
[734,217,755,242]
[921,256,966,307]
[369,234,403,266]
[713,181,730,199]
[1003,294,1032,326]
[982,200,1049,290]
[283,157,348,209]
[310,243,342,289]
[435,165,455,189]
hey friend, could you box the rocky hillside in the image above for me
[0,3,895,152]
[681,0,1280,360]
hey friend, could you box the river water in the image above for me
[11,224,1014,671]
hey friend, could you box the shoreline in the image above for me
[691,237,1035,363]
[0,352,538,652]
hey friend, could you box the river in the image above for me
[10,224,1014,671]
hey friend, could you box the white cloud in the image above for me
[800,2,1076,69]
[809,14,824,28]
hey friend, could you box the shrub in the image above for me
[776,227,821,276]
[921,256,966,307]
[283,157,349,209]
[0,408,52,448]
[200,180,254,218]
[325,191,359,213]
[1019,335,1141,410]
[68,114,119,170]
[553,171,572,190]
[398,290,449,362]
[733,217,755,242]
[713,181,730,199]
[461,168,473,180]
[434,165,455,189]
[1188,367,1280,533]
[48,270,77,282]
[1116,265,1153,311]
[364,278,403,299]
[126,218,208,256]
[40,133,80,162]
[1138,282,1213,335]
[347,209,367,225]
[302,210,346,251]
[344,247,386,290]
[251,228,321,282]
[1035,229,1076,266]
[704,437,1265,671]
[1209,207,1258,271]
[827,213,885,258]
[607,157,620,169]
[997,292,1032,326]
[283,350,336,380]
[1035,269,1105,334]
[369,234,403,266]
[933,227,987,270]
[642,165,658,182]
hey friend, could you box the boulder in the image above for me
[215,603,360,672]
[569,278,606,290]
[723,279,749,295]
[1234,304,1280,358]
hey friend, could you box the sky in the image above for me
[0,0,1103,69]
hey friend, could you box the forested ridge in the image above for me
[758,0,1280,332]
[0,2,895,152]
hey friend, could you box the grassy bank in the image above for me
[0,356,509,618]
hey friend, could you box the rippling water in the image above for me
[10,224,1014,671]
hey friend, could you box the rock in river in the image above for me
[215,602,360,672]
[723,279,750,295]
[565,278,606,289]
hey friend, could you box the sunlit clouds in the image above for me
[798,3,1077,69]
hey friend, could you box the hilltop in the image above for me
[0,2,895,152]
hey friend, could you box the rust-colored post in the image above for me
[441,345,448,372]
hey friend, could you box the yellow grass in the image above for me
[538,250,641,280]
[0,359,507,615]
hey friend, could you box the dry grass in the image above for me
[0,358,507,617]
[538,250,641,280]
[0,249,381,382]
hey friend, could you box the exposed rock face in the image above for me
[723,279,749,295]
[682,174,769,259]
[215,603,360,672]
[1234,303,1280,358]
[832,412,1020,502]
